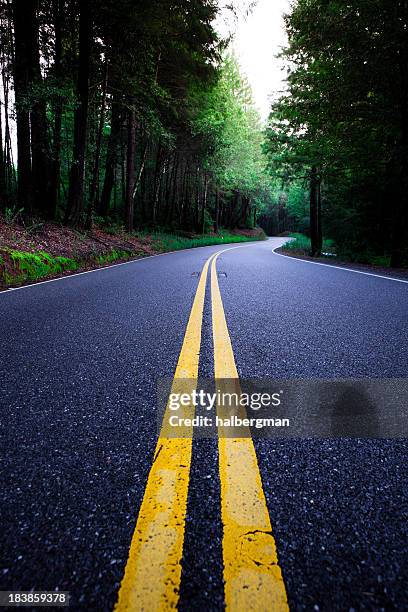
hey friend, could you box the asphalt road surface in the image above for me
[1,238,407,611]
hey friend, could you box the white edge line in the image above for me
[0,240,261,295]
[271,244,408,285]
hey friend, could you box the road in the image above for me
[1,237,407,611]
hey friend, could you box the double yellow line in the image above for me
[115,248,288,611]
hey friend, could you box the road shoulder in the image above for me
[274,246,408,282]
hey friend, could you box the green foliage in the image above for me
[283,232,391,266]
[149,230,265,253]
[265,0,408,266]
[104,223,125,236]
[202,210,214,234]
[4,207,24,225]
[96,250,131,264]
[191,54,274,223]
[2,0,276,240]
[283,234,335,256]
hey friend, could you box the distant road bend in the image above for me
[1,238,407,610]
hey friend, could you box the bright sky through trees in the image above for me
[216,0,291,121]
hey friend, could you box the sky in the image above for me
[215,0,291,122]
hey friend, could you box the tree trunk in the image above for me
[86,59,108,229]
[30,1,52,217]
[50,0,63,219]
[163,155,173,220]
[390,1,408,267]
[132,142,148,202]
[241,196,249,227]
[125,108,136,232]
[229,191,239,228]
[317,177,323,254]
[310,166,320,257]
[214,189,220,233]
[166,153,179,226]
[140,150,146,222]
[65,0,91,226]
[2,66,15,193]
[0,97,6,205]
[219,198,224,228]
[12,0,33,211]
[152,140,163,225]
[121,139,126,205]
[181,162,190,229]
[200,174,208,233]
[99,97,121,217]
[390,26,408,267]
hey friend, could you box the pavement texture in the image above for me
[1,238,407,610]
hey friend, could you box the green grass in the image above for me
[147,230,266,253]
[282,233,335,255]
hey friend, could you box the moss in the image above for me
[1,248,79,286]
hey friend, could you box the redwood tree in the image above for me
[65,0,91,225]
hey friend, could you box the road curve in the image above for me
[1,237,407,610]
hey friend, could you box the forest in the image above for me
[0,0,407,273]
[0,0,272,239]
[265,0,408,267]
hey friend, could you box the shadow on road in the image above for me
[329,383,380,437]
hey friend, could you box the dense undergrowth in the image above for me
[281,233,393,267]
[282,233,335,255]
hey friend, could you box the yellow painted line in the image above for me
[115,253,216,611]
[211,253,289,611]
